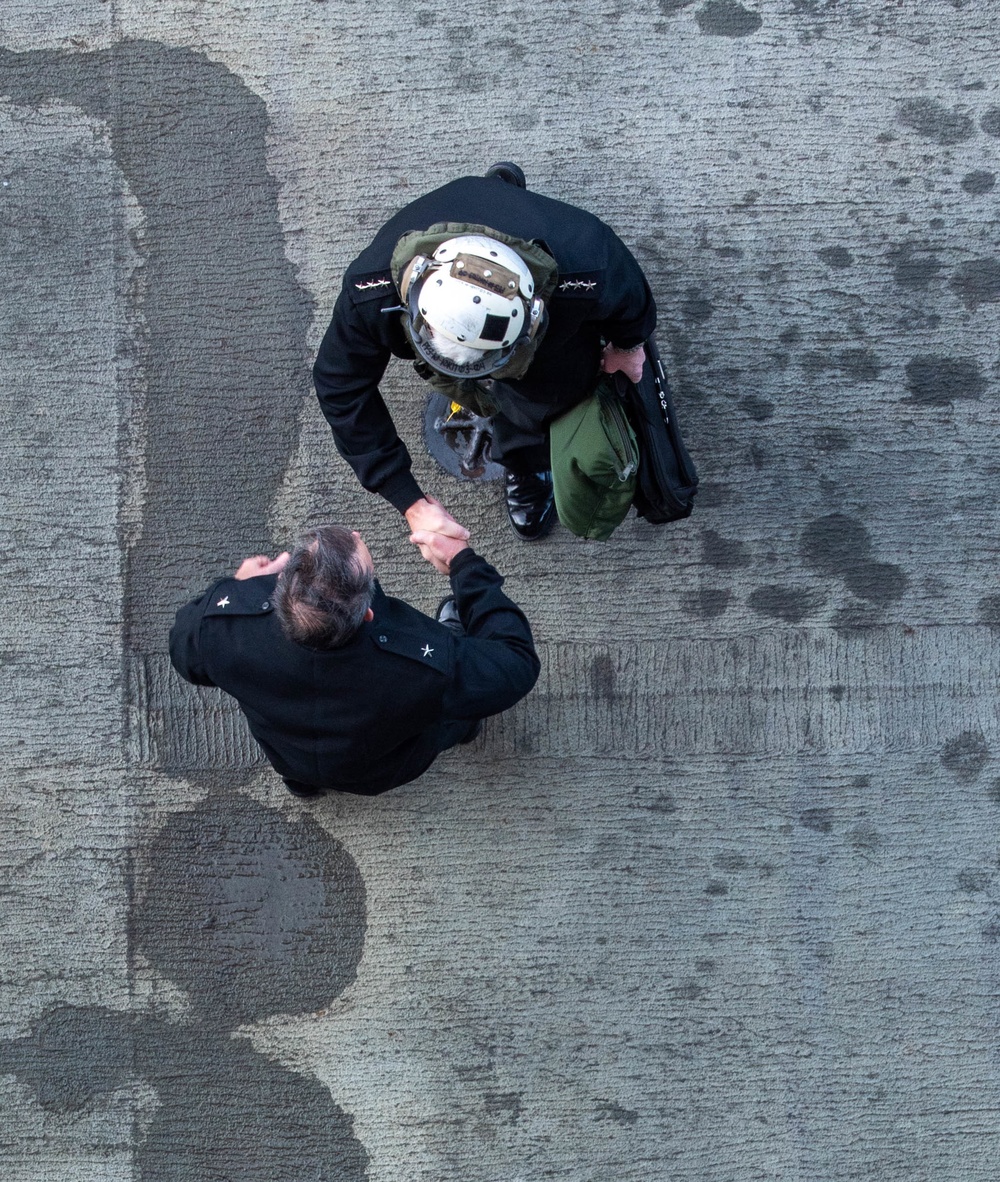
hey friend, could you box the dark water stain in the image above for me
[829,684,845,701]
[957,867,991,893]
[695,0,762,36]
[817,246,853,269]
[483,1092,523,1124]
[681,587,732,621]
[135,794,367,1029]
[589,652,617,700]
[702,529,748,568]
[704,880,728,896]
[896,98,974,145]
[962,170,996,195]
[748,585,821,623]
[888,243,942,290]
[779,325,802,346]
[594,1100,640,1126]
[800,807,833,834]
[983,917,1000,943]
[986,778,1000,805]
[843,561,909,604]
[847,822,882,852]
[713,853,748,871]
[800,514,872,576]
[671,982,708,999]
[853,775,870,789]
[979,594,1000,629]
[980,107,1000,137]
[813,427,853,451]
[0,42,314,652]
[643,790,678,814]
[0,1006,368,1181]
[904,355,985,404]
[681,289,715,322]
[951,258,1000,309]
[694,957,717,973]
[658,0,698,12]
[739,396,774,421]
[941,731,990,780]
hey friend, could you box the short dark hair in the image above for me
[273,525,375,649]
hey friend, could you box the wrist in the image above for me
[609,340,645,355]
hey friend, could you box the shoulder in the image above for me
[201,574,278,620]
[366,593,454,676]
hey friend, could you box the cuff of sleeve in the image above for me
[609,339,646,354]
[381,471,426,515]
[448,547,480,577]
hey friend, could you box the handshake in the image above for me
[404,494,471,575]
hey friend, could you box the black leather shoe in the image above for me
[435,596,463,635]
[504,469,556,541]
[485,161,526,189]
[282,778,325,799]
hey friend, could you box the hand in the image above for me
[404,494,470,542]
[234,552,290,580]
[600,342,646,384]
[409,530,469,575]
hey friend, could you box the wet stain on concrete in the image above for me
[986,779,1000,805]
[739,396,774,421]
[978,594,1000,629]
[888,243,943,289]
[801,514,908,605]
[904,355,985,404]
[713,853,748,871]
[704,880,729,896]
[589,653,617,701]
[800,514,872,576]
[644,790,678,814]
[941,731,990,780]
[748,585,821,623]
[695,0,762,37]
[896,98,974,145]
[817,246,853,269]
[800,807,833,834]
[681,290,715,322]
[0,1005,368,1181]
[957,867,991,893]
[594,1100,640,1126]
[980,107,1000,137]
[961,170,996,194]
[951,258,1000,309]
[0,795,369,1177]
[136,794,366,1028]
[483,1092,523,1124]
[658,0,698,12]
[681,588,732,619]
[847,822,882,852]
[672,982,708,999]
[779,325,802,346]
[0,42,314,652]
[829,685,845,701]
[812,427,853,451]
[702,530,749,568]
[842,562,908,604]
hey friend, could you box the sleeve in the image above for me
[168,584,221,687]
[595,228,657,350]
[440,548,541,720]
[312,286,425,513]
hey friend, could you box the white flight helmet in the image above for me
[399,234,546,379]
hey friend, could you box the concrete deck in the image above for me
[1,2,999,1178]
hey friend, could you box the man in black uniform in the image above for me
[313,164,655,543]
[169,524,539,797]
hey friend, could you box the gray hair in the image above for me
[273,525,375,649]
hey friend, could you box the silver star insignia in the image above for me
[421,644,434,658]
[216,596,230,608]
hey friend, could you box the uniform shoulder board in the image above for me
[205,579,275,617]
[348,268,397,304]
[370,626,449,673]
[552,270,602,298]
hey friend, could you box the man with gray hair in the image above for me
[169,524,539,797]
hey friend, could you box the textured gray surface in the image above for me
[2,1,1000,1179]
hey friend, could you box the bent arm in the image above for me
[168,584,221,687]
[596,229,657,350]
[313,288,424,513]
[441,549,541,720]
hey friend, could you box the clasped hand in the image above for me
[405,495,470,574]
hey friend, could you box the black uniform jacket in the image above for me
[313,176,657,513]
[169,549,539,795]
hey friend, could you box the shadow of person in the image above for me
[1,794,370,1181]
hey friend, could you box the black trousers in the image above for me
[488,378,586,474]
